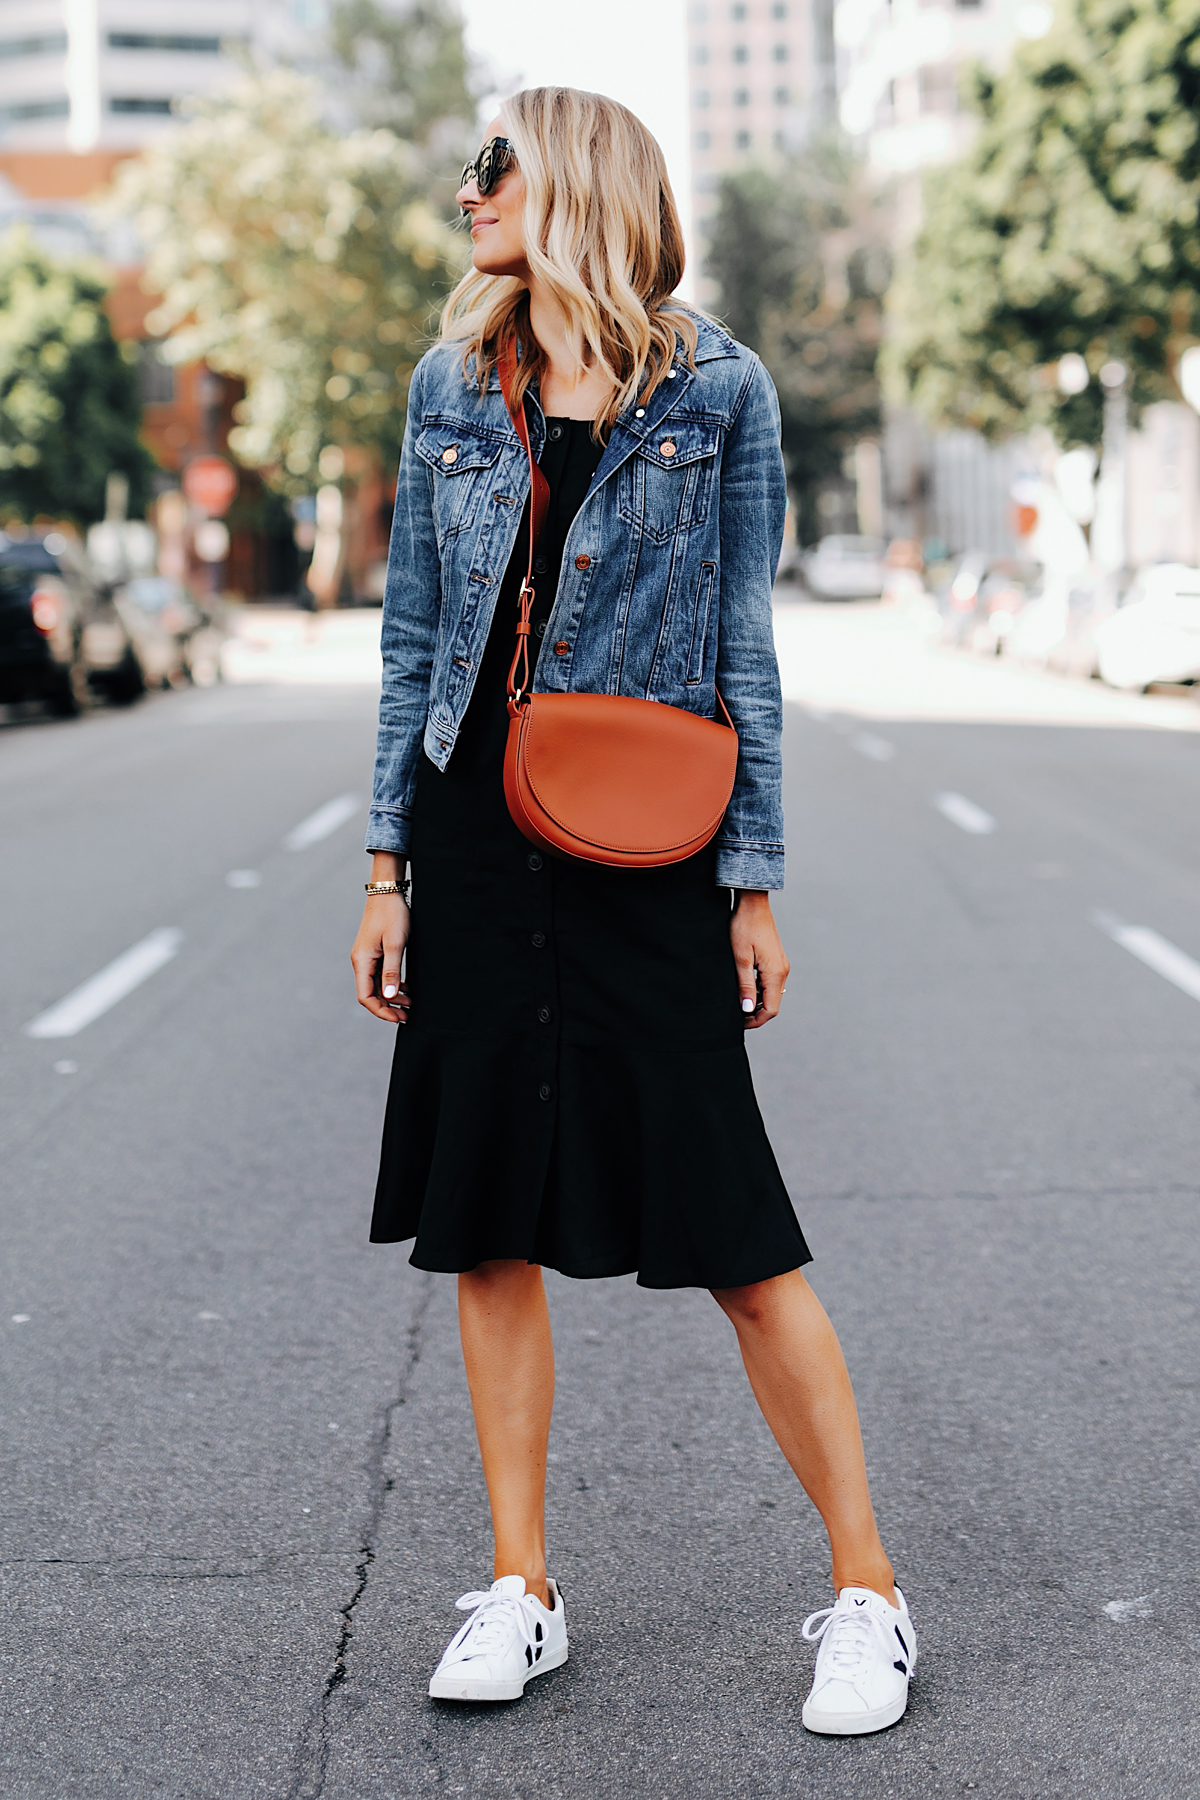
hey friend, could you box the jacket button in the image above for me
[660,439,676,457]
[527,852,543,870]
[531,930,546,948]
[534,555,548,574]
[539,1083,552,1101]
[635,407,646,418]
[537,1006,552,1024]
[553,640,569,655]
[535,619,547,637]
[574,553,590,570]
[441,445,459,464]
[548,425,563,441]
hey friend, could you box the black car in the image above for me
[0,533,142,716]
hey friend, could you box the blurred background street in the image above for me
[3,0,1200,1791]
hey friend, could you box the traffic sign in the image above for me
[183,456,238,518]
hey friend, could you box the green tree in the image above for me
[705,149,889,536]
[884,0,1200,445]
[330,0,480,150]
[110,68,468,490]
[0,228,154,525]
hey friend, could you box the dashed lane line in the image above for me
[852,732,896,762]
[1091,911,1200,1004]
[283,793,360,851]
[25,928,183,1039]
[934,791,996,835]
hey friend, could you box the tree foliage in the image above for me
[884,0,1200,445]
[330,0,480,151]
[0,229,154,525]
[705,149,889,532]
[110,68,468,490]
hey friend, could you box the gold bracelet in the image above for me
[365,879,410,900]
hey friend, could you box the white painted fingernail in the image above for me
[741,998,755,1012]
[383,985,397,998]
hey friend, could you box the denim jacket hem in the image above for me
[716,843,785,891]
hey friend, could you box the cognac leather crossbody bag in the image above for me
[499,347,739,869]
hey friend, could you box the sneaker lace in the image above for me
[801,1603,892,1679]
[448,1587,542,1658]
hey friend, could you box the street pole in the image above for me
[1092,360,1128,608]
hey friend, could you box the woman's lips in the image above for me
[471,218,498,235]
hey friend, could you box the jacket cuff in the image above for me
[365,805,412,856]
[715,842,785,890]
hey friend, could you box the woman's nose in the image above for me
[457,180,481,210]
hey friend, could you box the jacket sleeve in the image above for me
[365,355,440,856]
[713,354,787,890]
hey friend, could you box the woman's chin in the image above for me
[471,246,526,280]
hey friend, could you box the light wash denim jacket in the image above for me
[367,312,787,889]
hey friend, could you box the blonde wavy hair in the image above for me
[440,87,698,435]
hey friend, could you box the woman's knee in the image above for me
[459,1259,543,1302]
[712,1267,809,1330]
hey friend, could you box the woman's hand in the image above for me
[730,890,789,1029]
[351,855,411,1023]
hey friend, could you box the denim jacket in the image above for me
[367,313,787,889]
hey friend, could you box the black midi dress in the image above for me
[371,415,810,1289]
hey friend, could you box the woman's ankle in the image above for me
[494,1561,550,1607]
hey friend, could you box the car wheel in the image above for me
[45,669,81,718]
[108,649,146,706]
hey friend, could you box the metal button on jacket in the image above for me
[537,1005,552,1024]
[531,930,546,948]
[574,553,590,570]
[553,640,570,656]
[441,445,458,464]
[660,439,677,458]
[535,619,547,637]
[527,852,543,871]
[548,424,563,441]
[539,1083,552,1101]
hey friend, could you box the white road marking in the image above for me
[934,791,996,835]
[226,869,261,888]
[853,732,895,762]
[12,1315,30,1324]
[25,928,183,1039]
[1104,1596,1152,1622]
[283,793,360,851]
[198,1311,222,1321]
[1092,912,1200,1003]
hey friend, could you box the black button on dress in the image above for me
[371,415,810,1288]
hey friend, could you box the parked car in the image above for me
[0,533,142,716]
[937,552,1041,653]
[800,536,888,601]
[114,576,226,690]
[1093,564,1200,691]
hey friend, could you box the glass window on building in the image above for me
[733,87,750,105]
[138,342,176,405]
[735,129,751,149]
[107,33,222,52]
[694,87,711,107]
[774,85,789,104]
[731,2,747,17]
[772,42,788,59]
[0,32,67,59]
[695,129,712,150]
[109,97,174,113]
[692,42,709,63]
[733,42,748,61]
[691,1,710,18]
[772,0,788,14]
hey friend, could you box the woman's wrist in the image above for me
[369,851,407,883]
[733,888,771,912]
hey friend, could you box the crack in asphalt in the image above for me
[286,1271,434,1800]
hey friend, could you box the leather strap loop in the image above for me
[498,344,550,705]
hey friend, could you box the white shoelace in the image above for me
[446,1587,544,1660]
[802,1602,896,1680]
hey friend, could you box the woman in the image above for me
[351,88,915,1736]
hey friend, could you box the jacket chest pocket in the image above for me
[414,425,505,545]
[618,422,719,547]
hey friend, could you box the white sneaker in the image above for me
[801,1585,916,1735]
[428,1574,568,1702]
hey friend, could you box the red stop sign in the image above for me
[183,456,239,517]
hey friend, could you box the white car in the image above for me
[1093,564,1200,691]
[800,536,888,601]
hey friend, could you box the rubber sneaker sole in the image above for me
[429,1641,568,1702]
[802,1687,909,1736]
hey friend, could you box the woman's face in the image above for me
[457,116,528,279]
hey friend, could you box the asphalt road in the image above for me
[2,634,1199,1799]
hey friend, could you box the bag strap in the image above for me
[498,342,550,705]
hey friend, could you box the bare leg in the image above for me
[457,1260,554,1607]
[713,1268,896,1603]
